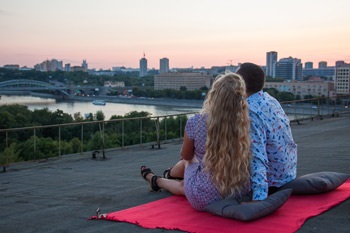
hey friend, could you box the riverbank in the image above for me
[0,91,204,108]
[70,95,204,108]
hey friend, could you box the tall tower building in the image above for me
[139,53,148,77]
[274,57,302,81]
[266,51,277,77]
[82,59,88,71]
[159,58,169,73]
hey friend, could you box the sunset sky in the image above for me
[1,0,350,69]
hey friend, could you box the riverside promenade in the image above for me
[1,114,349,233]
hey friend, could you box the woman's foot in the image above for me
[141,166,161,192]
[163,167,184,180]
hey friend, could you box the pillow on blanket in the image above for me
[279,172,350,195]
[204,189,292,222]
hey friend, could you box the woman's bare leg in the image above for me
[143,160,193,195]
[166,160,185,179]
[158,178,184,195]
[144,172,185,195]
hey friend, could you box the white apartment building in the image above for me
[264,81,335,98]
[335,66,350,95]
[154,72,214,91]
[34,59,63,71]
[104,81,125,87]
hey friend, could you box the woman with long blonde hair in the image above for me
[141,72,251,211]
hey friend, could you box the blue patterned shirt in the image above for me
[247,91,297,200]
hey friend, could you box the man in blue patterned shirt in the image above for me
[236,63,298,201]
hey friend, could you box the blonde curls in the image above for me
[202,72,251,197]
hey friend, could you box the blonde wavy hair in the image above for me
[201,72,251,197]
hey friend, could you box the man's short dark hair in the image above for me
[236,63,265,94]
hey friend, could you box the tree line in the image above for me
[0,105,188,165]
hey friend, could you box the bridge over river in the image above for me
[0,79,109,98]
[0,79,70,95]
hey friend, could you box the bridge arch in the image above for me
[0,79,69,96]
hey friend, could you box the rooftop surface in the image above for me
[1,114,349,233]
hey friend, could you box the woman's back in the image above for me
[183,73,251,211]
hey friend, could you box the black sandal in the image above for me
[141,166,161,192]
[163,167,183,180]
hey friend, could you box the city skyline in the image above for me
[1,0,350,69]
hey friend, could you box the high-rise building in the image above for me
[335,62,350,94]
[82,60,88,71]
[274,57,302,81]
[319,61,327,68]
[159,58,169,74]
[266,51,277,77]
[64,63,71,72]
[139,53,148,77]
[305,62,313,69]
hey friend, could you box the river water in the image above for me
[2,95,342,122]
[0,95,201,119]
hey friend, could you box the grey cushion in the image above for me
[279,172,350,195]
[204,189,292,221]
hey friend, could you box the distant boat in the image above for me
[92,100,106,106]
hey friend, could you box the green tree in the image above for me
[17,136,58,161]
[277,92,295,102]
[265,88,279,98]
[60,140,73,155]
[95,110,105,121]
[70,137,82,153]
[0,143,21,165]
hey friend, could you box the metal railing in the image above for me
[0,112,193,171]
[280,95,349,122]
[1,95,349,171]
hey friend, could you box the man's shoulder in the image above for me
[248,91,286,120]
[247,91,265,112]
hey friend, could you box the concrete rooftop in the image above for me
[1,114,350,233]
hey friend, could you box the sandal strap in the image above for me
[163,168,172,179]
[141,166,161,192]
[151,175,161,192]
[163,167,183,180]
[141,166,154,179]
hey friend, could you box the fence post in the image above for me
[59,126,61,156]
[179,116,183,138]
[33,128,36,160]
[317,99,322,120]
[164,116,167,141]
[140,118,143,145]
[80,124,84,154]
[4,130,8,172]
[122,120,125,147]
[156,117,160,149]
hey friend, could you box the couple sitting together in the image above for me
[141,62,298,211]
